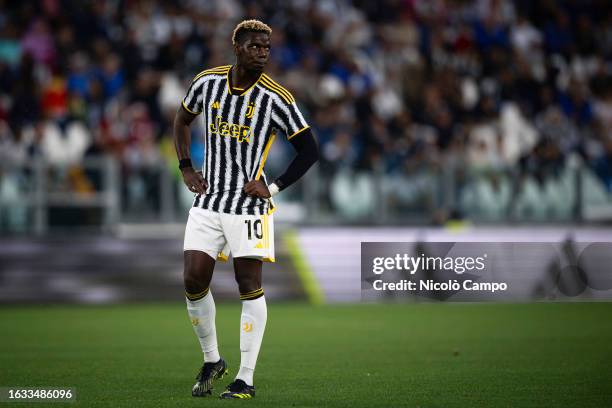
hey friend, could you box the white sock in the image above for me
[237,295,267,386]
[186,290,221,363]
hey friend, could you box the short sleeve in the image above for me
[181,75,205,115]
[272,98,310,140]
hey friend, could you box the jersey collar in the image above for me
[227,65,263,96]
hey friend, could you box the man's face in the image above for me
[235,32,270,73]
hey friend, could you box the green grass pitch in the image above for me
[1,302,611,407]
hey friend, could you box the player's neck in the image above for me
[231,64,261,89]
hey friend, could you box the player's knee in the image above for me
[183,251,214,291]
[234,273,259,294]
[184,273,206,293]
[184,264,211,293]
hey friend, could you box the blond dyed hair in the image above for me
[232,19,272,45]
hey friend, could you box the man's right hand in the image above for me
[181,168,208,194]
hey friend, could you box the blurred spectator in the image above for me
[330,168,376,219]
[0,23,22,67]
[460,172,512,221]
[321,127,360,170]
[39,118,91,166]
[592,139,612,193]
[21,19,55,66]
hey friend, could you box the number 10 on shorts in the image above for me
[244,219,263,240]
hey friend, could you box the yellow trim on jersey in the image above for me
[255,130,276,181]
[198,65,231,73]
[265,198,276,217]
[182,100,200,115]
[193,65,231,82]
[259,75,294,104]
[258,79,288,103]
[287,125,310,140]
[260,77,292,102]
[217,252,229,262]
[227,65,262,96]
[183,66,231,114]
[237,76,261,95]
[262,74,295,103]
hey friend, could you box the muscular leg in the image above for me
[233,257,262,293]
[234,257,267,386]
[184,250,215,294]
[184,250,221,363]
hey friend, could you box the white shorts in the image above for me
[184,207,275,262]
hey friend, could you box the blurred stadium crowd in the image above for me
[0,0,611,225]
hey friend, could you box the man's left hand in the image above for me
[243,180,271,198]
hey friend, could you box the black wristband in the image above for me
[179,158,193,170]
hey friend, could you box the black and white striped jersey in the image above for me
[182,65,310,215]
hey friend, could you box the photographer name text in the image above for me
[371,253,508,293]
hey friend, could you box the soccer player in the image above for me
[173,19,319,399]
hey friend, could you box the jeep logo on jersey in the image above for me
[209,115,251,143]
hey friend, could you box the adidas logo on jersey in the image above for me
[209,115,251,143]
[211,101,220,109]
